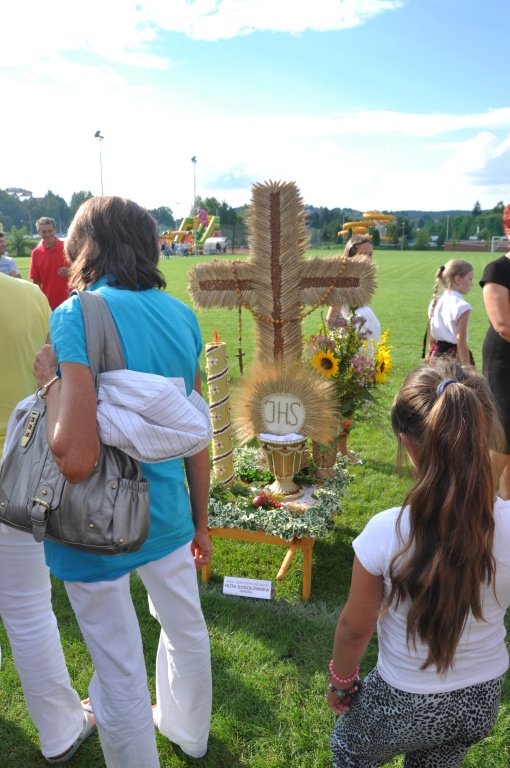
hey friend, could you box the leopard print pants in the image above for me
[331,668,503,767]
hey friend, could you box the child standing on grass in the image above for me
[424,259,474,365]
[327,360,510,768]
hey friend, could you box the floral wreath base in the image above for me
[208,445,352,540]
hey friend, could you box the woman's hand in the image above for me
[191,529,212,569]
[33,344,58,387]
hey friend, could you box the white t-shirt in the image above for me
[428,290,471,345]
[0,253,19,276]
[354,306,381,343]
[331,305,381,343]
[353,499,510,693]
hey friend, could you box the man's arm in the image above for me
[28,251,40,284]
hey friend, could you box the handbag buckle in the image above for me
[31,499,51,543]
[32,498,51,510]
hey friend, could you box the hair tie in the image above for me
[436,378,458,396]
[439,265,445,273]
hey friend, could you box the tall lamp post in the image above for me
[94,131,104,195]
[191,155,197,255]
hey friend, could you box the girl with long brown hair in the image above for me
[327,360,510,767]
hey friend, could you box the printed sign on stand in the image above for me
[223,576,274,600]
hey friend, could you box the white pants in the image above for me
[0,525,84,758]
[65,542,212,768]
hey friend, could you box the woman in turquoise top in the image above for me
[34,196,212,767]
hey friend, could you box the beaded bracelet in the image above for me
[327,678,362,699]
[328,660,360,686]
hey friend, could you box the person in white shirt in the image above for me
[425,259,474,366]
[0,232,21,277]
[327,235,380,464]
[327,360,510,768]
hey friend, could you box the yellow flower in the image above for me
[311,351,340,378]
[375,346,392,384]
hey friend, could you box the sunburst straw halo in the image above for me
[233,362,340,446]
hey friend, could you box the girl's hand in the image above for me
[33,344,58,388]
[327,688,354,715]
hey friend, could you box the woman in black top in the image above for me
[480,203,510,498]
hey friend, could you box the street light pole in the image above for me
[401,221,405,251]
[94,131,104,195]
[191,155,197,255]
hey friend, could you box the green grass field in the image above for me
[1,249,509,767]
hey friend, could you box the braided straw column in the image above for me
[205,337,235,485]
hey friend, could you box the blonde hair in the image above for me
[428,259,473,320]
[342,235,372,258]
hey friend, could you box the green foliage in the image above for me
[6,226,32,259]
[69,191,93,219]
[414,228,430,250]
[208,452,352,539]
[232,444,273,484]
[148,206,175,229]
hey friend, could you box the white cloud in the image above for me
[2,1,167,69]
[444,132,510,185]
[3,0,403,68]
[142,0,404,42]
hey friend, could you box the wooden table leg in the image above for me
[201,563,212,584]
[301,538,315,602]
[199,529,316,602]
[276,545,297,581]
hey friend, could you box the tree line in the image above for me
[307,200,507,249]
[0,187,506,256]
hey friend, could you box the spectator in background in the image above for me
[0,273,95,763]
[480,203,510,499]
[29,217,70,309]
[0,231,21,277]
[327,235,380,465]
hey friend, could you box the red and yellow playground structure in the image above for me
[161,208,221,254]
[338,210,395,242]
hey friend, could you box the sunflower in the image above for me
[375,346,392,384]
[311,351,340,378]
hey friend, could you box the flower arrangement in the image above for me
[304,313,392,419]
[207,445,351,540]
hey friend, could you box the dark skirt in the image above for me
[429,340,475,367]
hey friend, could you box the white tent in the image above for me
[203,237,227,254]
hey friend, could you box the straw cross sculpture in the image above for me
[188,180,376,367]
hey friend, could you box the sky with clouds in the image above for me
[2,0,509,218]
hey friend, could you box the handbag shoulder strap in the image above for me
[76,291,126,380]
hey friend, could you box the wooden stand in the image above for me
[201,527,316,602]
